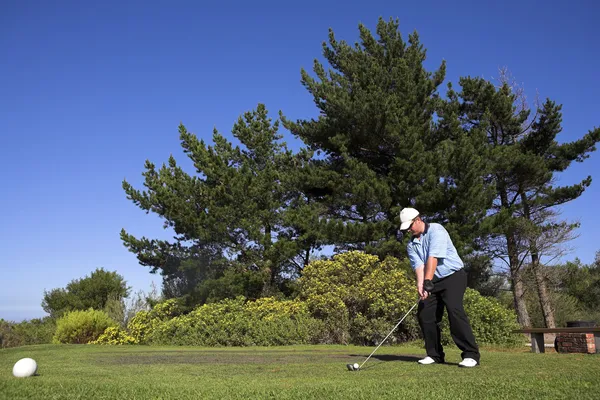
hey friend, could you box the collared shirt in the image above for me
[407,223,464,279]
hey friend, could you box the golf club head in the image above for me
[346,363,360,371]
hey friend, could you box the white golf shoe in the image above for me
[458,358,478,368]
[417,356,437,365]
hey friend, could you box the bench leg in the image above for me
[595,332,599,354]
[530,333,545,353]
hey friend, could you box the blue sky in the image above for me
[1,0,598,322]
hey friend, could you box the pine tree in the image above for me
[454,75,600,327]
[436,82,496,254]
[281,17,453,258]
[121,104,328,301]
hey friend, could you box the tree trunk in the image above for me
[511,271,531,327]
[304,248,311,271]
[531,259,556,328]
[263,223,276,292]
[521,192,556,328]
[507,231,531,327]
[500,184,531,327]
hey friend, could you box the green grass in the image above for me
[1,344,599,399]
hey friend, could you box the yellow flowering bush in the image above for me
[244,297,309,320]
[90,326,138,345]
[116,252,521,347]
[298,251,418,344]
[148,296,326,346]
[127,299,183,344]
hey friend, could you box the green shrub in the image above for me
[243,297,327,346]
[246,314,327,346]
[53,309,116,344]
[440,288,522,346]
[298,251,419,344]
[103,294,126,327]
[0,319,21,349]
[1,317,56,348]
[148,297,326,346]
[196,268,268,305]
[42,268,129,318]
[11,317,56,346]
[525,290,600,328]
[90,326,138,345]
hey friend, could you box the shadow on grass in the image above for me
[347,353,459,370]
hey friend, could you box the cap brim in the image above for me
[399,221,412,231]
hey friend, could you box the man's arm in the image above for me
[422,256,438,296]
[423,225,447,293]
[424,256,438,281]
[415,265,427,299]
[407,244,427,299]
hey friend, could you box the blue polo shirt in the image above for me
[407,223,464,279]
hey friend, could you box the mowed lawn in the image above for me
[1,344,599,399]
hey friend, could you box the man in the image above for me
[399,207,480,368]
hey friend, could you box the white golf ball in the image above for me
[12,358,37,378]
[353,363,359,369]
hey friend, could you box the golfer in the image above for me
[400,207,480,368]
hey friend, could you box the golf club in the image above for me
[346,299,420,371]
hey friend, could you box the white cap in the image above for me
[399,207,419,230]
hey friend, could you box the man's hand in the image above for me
[418,282,429,300]
[418,279,434,300]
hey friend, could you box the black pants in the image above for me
[417,268,480,363]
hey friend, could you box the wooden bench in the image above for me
[513,327,600,353]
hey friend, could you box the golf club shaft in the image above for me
[359,299,419,369]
